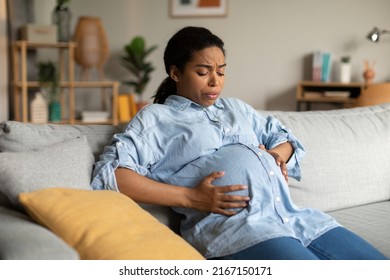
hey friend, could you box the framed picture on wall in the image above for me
[170,0,228,17]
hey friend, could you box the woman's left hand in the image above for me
[259,144,289,182]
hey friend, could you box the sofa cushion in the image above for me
[0,137,94,209]
[138,203,182,234]
[0,120,182,230]
[0,121,124,160]
[19,188,205,260]
[0,206,78,260]
[328,201,390,259]
[267,104,390,212]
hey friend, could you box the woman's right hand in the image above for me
[186,171,250,216]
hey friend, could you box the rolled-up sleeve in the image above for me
[91,127,155,191]
[253,112,306,181]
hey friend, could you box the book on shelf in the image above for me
[81,111,110,123]
[312,51,322,82]
[321,52,331,82]
[118,93,138,123]
[304,91,324,98]
[312,51,332,82]
[118,95,131,123]
[323,91,350,98]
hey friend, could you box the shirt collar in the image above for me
[164,95,225,111]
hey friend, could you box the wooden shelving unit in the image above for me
[296,81,364,111]
[11,40,118,125]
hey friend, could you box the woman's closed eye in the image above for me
[197,71,224,77]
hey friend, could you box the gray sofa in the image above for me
[1,104,389,259]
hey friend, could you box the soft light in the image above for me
[367,27,381,42]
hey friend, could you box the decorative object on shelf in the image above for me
[38,61,61,122]
[30,92,48,123]
[121,36,157,106]
[363,59,376,84]
[20,24,57,43]
[73,16,109,81]
[340,56,351,83]
[48,101,61,123]
[52,0,72,42]
[366,26,390,42]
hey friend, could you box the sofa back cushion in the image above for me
[0,137,95,210]
[2,104,390,214]
[0,121,124,160]
[0,121,122,209]
[0,121,182,230]
[268,104,390,212]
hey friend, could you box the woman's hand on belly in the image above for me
[259,143,292,182]
[185,171,250,216]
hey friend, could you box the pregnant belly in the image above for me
[166,144,274,198]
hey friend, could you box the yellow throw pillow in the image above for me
[19,188,204,260]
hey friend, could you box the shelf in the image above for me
[298,81,362,87]
[13,41,76,49]
[12,81,120,88]
[297,96,355,103]
[296,81,363,111]
[11,40,118,125]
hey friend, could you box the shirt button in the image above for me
[276,196,281,202]
[257,151,262,156]
[284,217,289,223]
[225,128,231,133]
[269,170,275,176]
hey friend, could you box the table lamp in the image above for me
[367,27,390,42]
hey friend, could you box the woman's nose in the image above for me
[208,72,219,87]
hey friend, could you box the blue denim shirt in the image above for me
[91,95,340,258]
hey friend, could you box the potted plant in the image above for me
[121,36,157,107]
[38,61,61,122]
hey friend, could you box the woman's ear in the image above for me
[170,66,180,82]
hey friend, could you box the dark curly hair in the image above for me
[152,26,226,104]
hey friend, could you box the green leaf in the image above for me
[121,36,158,95]
[130,36,145,55]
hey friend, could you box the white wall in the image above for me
[35,0,390,111]
[0,0,8,121]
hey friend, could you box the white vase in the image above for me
[30,92,48,123]
[340,63,351,83]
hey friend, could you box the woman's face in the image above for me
[171,46,226,107]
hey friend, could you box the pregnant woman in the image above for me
[91,26,386,260]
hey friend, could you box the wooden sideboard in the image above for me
[296,81,364,111]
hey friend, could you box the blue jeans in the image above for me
[215,227,388,260]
